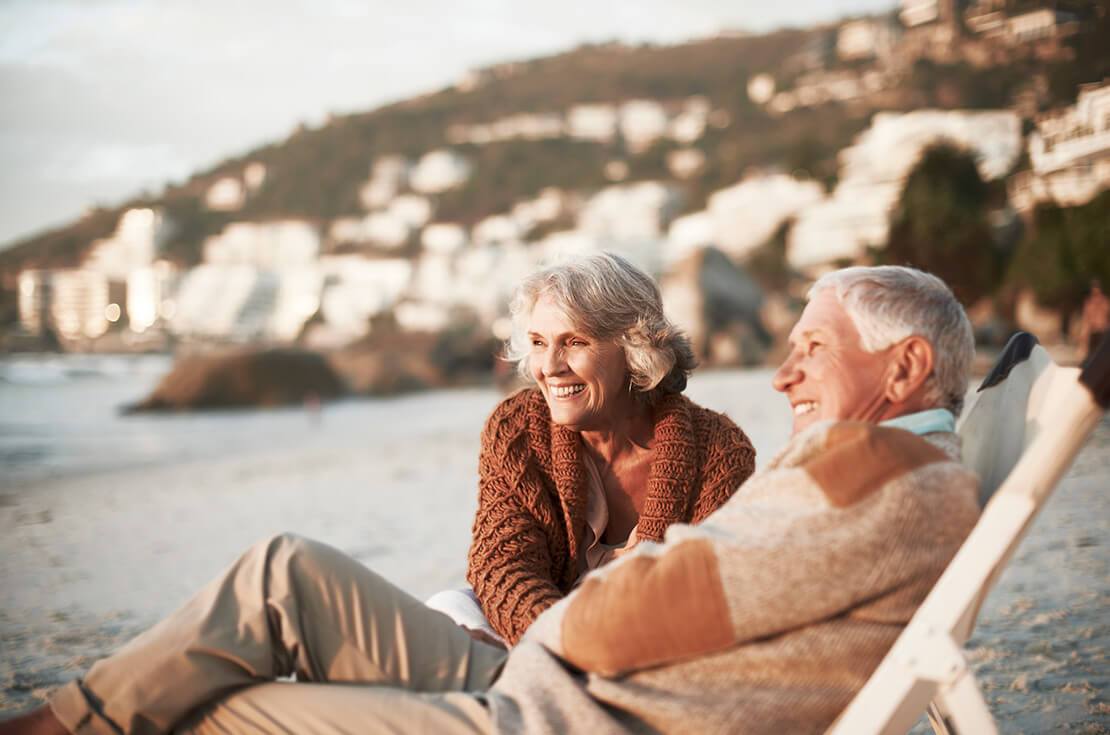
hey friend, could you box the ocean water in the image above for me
[0,354,1107,732]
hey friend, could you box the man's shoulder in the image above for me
[796,422,972,509]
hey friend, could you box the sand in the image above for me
[1,365,1106,731]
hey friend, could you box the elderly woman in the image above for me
[437,252,756,645]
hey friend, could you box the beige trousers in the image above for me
[48,534,508,735]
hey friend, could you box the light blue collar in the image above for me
[881,408,956,437]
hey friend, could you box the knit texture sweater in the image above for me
[488,421,980,734]
[467,388,756,644]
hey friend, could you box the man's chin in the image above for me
[791,415,818,436]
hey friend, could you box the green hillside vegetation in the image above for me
[0,11,1106,326]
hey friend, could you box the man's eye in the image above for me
[807,342,821,355]
[569,339,587,347]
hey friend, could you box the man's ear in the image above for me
[883,336,935,406]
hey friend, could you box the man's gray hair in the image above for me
[507,252,695,398]
[809,265,975,415]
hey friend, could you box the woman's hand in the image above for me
[461,625,508,650]
[612,528,640,560]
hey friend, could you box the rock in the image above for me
[126,348,346,412]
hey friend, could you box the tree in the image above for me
[1008,190,1110,318]
[880,142,1001,305]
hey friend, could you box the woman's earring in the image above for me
[628,377,634,395]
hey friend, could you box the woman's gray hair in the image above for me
[809,265,975,415]
[507,252,695,399]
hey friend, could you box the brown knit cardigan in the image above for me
[467,388,756,644]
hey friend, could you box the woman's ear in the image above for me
[883,335,935,406]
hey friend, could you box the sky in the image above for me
[0,0,897,247]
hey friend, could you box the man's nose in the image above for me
[772,353,800,393]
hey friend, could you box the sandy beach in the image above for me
[1,357,1107,732]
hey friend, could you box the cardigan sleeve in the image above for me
[689,407,756,523]
[467,393,566,644]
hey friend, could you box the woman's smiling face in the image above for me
[527,294,632,432]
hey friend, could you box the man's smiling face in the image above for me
[772,288,895,436]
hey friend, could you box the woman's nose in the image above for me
[542,345,567,376]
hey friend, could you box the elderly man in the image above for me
[4,265,980,735]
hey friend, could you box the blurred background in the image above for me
[1,1,1107,730]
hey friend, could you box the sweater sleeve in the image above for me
[467,394,566,644]
[526,423,979,677]
[690,408,756,523]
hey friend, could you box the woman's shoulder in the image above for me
[678,394,754,452]
[485,387,547,425]
[481,388,550,447]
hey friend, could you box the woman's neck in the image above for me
[579,398,654,465]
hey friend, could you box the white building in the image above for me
[328,217,368,246]
[363,212,412,249]
[49,270,111,340]
[578,181,683,242]
[567,104,619,143]
[204,220,320,267]
[268,270,325,342]
[747,74,776,105]
[315,256,412,343]
[448,113,564,145]
[666,148,706,179]
[360,155,412,210]
[620,100,669,153]
[84,207,165,281]
[665,173,825,264]
[388,194,434,229]
[668,100,709,145]
[126,261,179,333]
[1015,81,1110,209]
[244,162,267,192]
[769,69,887,114]
[837,18,895,61]
[511,188,573,229]
[1007,9,1078,44]
[901,0,942,27]
[205,177,245,211]
[409,149,472,194]
[472,214,524,247]
[18,270,52,336]
[422,223,469,254]
[169,265,263,340]
[789,109,1022,271]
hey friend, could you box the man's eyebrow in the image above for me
[791,328,823,343]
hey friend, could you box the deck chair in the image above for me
[828,332,1110,735]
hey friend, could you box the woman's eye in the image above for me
[531,339,545,348]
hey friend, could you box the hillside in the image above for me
[1,6,1107,326]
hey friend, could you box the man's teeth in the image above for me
[793,401,816,417]
[551,384,586,398]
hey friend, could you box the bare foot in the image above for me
[0,706,69,735]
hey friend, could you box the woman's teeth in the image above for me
[551,384,586,398]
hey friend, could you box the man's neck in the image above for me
[880,407,956,436]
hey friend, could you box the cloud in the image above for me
[0,0,898,244]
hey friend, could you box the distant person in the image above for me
[2,265,980,735]
[429,252,756,645]
[1079,280,1109,366]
